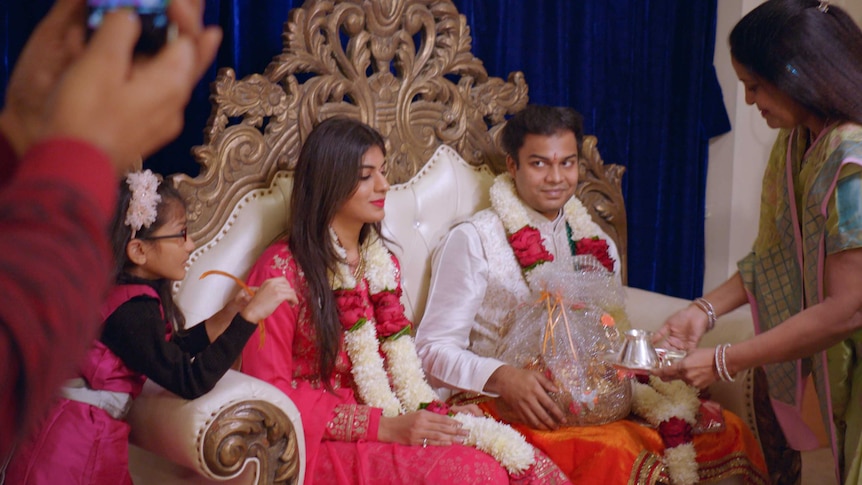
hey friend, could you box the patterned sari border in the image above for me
[696,451,770,485]
[628,450,667,485]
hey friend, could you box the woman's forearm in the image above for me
[702,272,748,318]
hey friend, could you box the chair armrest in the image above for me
[127,370,306,485]
[623,286,760,443]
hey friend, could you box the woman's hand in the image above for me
[652,347,717,388]
[377,410,469,447]
[241,277,297,323]
[652,305,710,351]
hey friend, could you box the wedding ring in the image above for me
[422,438,428,448]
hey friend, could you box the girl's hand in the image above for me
[225,288,253,314]
[378,410,469,447]
[652,305,710,351]
[240,277,297,323]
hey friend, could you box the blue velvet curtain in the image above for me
[0,1,730,299]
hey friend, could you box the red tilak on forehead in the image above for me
[552,153,558,162]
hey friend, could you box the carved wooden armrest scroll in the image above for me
[202,400,301,485]
[576,135,628,284]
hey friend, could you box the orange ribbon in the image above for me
[537,291,579,366]
[199,270,266,349]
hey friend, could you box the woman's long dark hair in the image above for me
[730,0,862,125]
[110,176,187,333]
[287,117,386,388]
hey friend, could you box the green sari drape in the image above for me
[739,123,862,483]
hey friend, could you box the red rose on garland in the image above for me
[575,237,615,272]
[370,289,412,338]
[334,290,372,330]
[657,416,693,448]
[509,227,554,269]
[421,400,452,416]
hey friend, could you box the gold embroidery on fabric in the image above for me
[695,451,770,485]
[324,404,372,441]
[628,450,666,485]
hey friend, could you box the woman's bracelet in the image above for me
[692,297,717,331]
[714,343,735,382]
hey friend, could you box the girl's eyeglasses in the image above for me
[139,228,188,242]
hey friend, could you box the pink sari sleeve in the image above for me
[240,244,381,459]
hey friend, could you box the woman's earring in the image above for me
[817,0,829,13]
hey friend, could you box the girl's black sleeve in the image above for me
[100,296,256,399]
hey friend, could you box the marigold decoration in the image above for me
[329,229,536,473]
[631,375,701,485]
[489,173,615,282]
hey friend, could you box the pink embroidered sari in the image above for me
[241,243,569,485]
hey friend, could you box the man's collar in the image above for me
[522,200,567,228]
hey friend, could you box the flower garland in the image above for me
[329,229,535,474]
[489,173,615,282]
[491,174,699,481]
[125,169,162,237]
[631,376,701,485]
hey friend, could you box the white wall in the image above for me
[703,0,862,293]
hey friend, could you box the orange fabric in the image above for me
[479,401,769,484]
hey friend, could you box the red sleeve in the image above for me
[0,137,116,456]
[0,130,19,187]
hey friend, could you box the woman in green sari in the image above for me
[654,1,862,483]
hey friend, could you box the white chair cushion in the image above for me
[382,144,494,324]
[174,174,293,325]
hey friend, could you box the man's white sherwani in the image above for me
[415,199,618,399]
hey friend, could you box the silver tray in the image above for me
[600,348,687,375]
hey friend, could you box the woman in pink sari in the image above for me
[241,117,569,485]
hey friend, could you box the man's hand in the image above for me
[485,365,565,430]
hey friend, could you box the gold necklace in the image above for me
[352,255,365,281]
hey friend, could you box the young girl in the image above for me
[5,170,297,484]
[240,117,570,484]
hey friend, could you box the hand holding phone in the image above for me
[86,0,175,55]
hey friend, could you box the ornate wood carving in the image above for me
[202,400,301,485]
[174,0,530,246]
[576,135,628,283]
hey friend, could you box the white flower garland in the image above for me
[330,228,535,473]
[490,172,601,242]
[125,169,162,237]
[489,173,608,285]
[631,376,701,485]
[454,413,536,474]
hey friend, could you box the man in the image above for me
[0,0,220,457]
[415,105,767,482]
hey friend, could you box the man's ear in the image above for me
[126,239,148,266]
[506,155,518,178]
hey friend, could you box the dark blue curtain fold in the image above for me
[0,0,729,299]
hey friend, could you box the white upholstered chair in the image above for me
[126,1,793,483]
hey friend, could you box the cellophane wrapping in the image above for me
[495,255,632,426]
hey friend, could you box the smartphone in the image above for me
[86,0,175,55]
